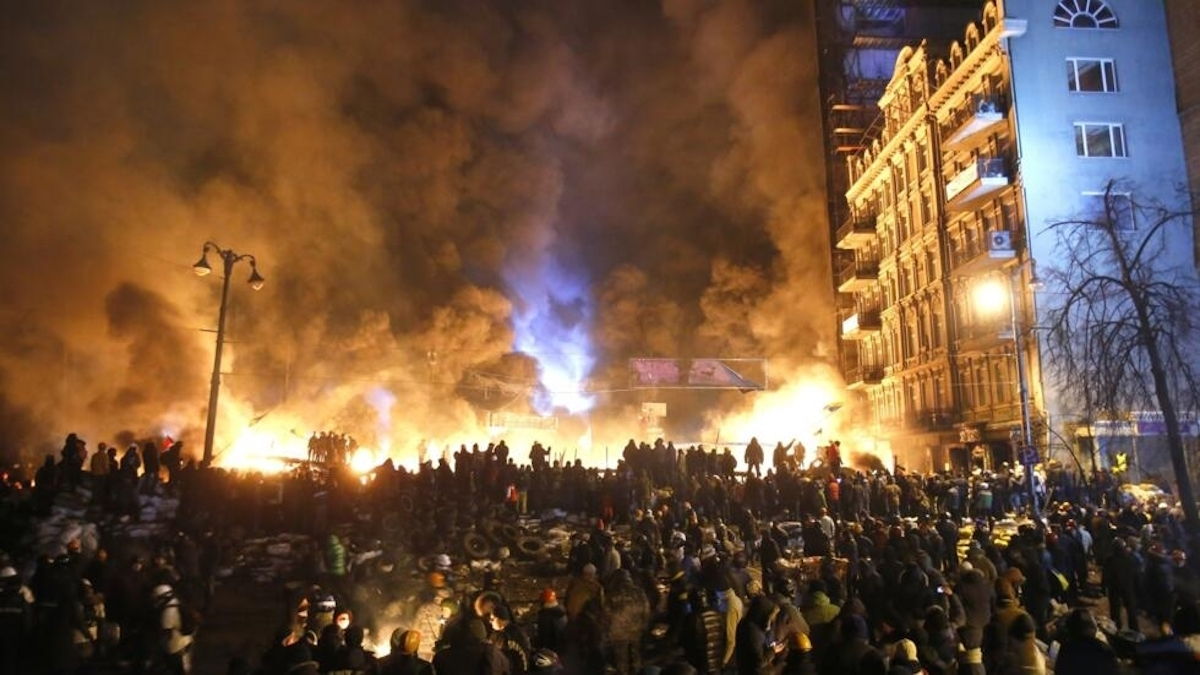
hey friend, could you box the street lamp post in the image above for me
[193,241,264,467]
[1006,266,1041,520]
[974,266,1041,519]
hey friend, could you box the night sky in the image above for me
[0,0,839,464]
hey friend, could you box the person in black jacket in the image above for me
[682,589,725,675]
[534,588,567,655]
[735,595,783,675]
[1052,608,1119,675]
[379,629,434,675]
[432,617,509,675]
[1103,539,1141,631]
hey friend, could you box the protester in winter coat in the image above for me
[994,613,1045,675]
[432,617,508,675]
[534,588,568,655]
[379,629,434,675]
[0,565,31,674]
[821,614,885,675]
[734,595,783,675]
[490,605,531,675]
[154,583,196,674]
[800,581,840,629]
[682,589,725,675]
[603,570,650,675]
[1051,608,1119,675]
[781,631,816,675]
[564,564,602,621]
[1102,539,1141,631]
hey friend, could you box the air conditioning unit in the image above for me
[987,230,1013,252]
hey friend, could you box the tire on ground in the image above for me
[463,532,491,560]
[514,535,546,559]
[499,523,521,544]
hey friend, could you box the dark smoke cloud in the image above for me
[0,0,833,464]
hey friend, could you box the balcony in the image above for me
[903,409,957,432]
[846,365,885,391]
[943,95,1005,150]
[951,230,1017,277]
[954,319,1012,355]
[837,259,881,294]
[835,214,878,250]
[841,308,882,340]
[945,158,1009,211]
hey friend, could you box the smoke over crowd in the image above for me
[0,0,844,467]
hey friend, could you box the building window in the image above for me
[1082,190,1136,230]
[1074,122,1127,157]
[1054,0,1118,29]
[1067,58,1118,92]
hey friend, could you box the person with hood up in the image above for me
[1048,608,1118,675]
[734,595,785,675]
[258,626,319,675]
[800,580,840,630]
[432,617,508,675]
[821,613,885,675]
[327,624,378,674]
[993,613,1045,675]
[603,569,650,675]
[564,564,603,622]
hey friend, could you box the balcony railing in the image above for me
[835,214,878,250]
[903,409,957,431]
[841,308,882,340]
[950,230,1017,276]
[837,259,881,293]
[954,318,1012,355]
[943,94,1006,149]
[945,157,1009,211]
[846,365,885,390]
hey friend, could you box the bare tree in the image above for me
[1040,180,1199,532]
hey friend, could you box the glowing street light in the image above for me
[194,241,264,467]
[973,268,1039,519]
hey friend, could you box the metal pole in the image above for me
[202,253,234,467]
[1010,269,1039,519]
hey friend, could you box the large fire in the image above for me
[207,365,891,475]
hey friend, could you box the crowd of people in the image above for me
[0,432,1197,674]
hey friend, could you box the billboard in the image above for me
[487,412,559,431]
[628,358,766,390]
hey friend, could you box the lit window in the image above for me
[1082,190,1135,230]
[1054,0,1118,28]
[1066,58,1118,92]
[1074,122,1127,157]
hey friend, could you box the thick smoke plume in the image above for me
[0,0,839,468]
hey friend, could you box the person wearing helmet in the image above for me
[154,583,196,674]
[490,604,531,675]
[781,630,816,674]
[0,566,31,673]
[378,628,433,675]
[534,588,567,654]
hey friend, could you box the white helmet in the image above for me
[434,554,451,568]
[152,584,173,600]
[0,566,16,579]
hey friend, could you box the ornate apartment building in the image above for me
[834,0,1196,472]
